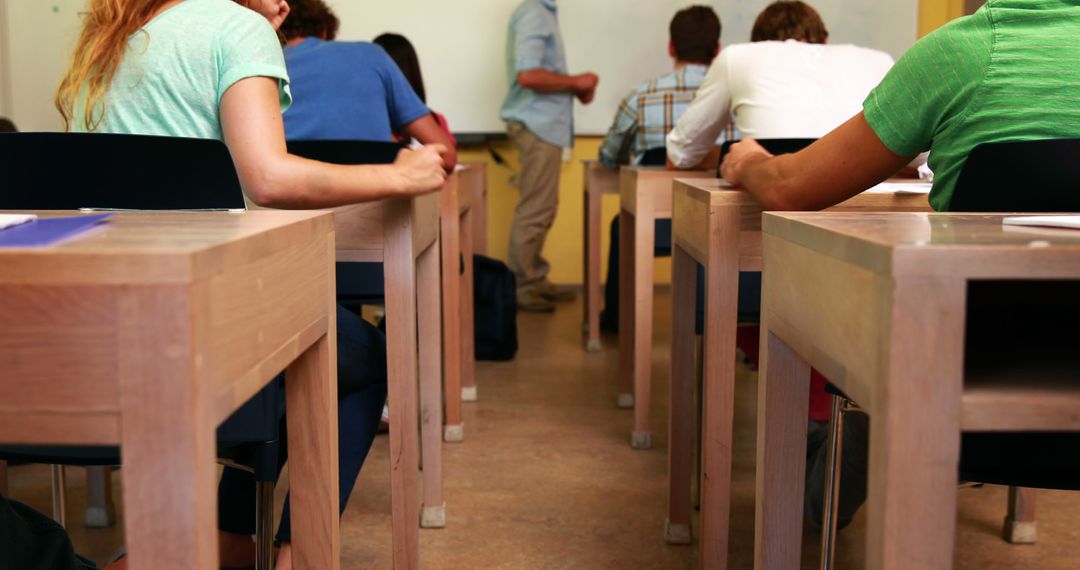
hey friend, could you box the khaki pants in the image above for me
[507,122,562,291]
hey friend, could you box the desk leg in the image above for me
[700,210,740,569]
[419,241,446,528]
[617,209,636,410]
[384,202,422,569]
[458,209,476,426]
[584,185,603,352]
[1004,487,1037,544]
[0,461,7,496]
[118,287,219,570]
[867,278,964,570]
[441,204,464,441]
[84,466,116,528]
[666,245,696,545]
[286,327,341,570]
[631,210,656,450]
[754,330,810,570]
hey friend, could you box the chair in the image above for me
[0,132,284,570]
[819,138,1080,569]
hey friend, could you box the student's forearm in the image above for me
[245,154,414,209]
[401,114,458,172]
[517,69,583,93]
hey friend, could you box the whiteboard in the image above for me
[326,0,918,136]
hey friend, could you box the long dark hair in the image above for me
[373,33,426,103]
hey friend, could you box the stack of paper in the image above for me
[1003,215,1080,230]
[0,214,36,231]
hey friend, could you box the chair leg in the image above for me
[50,464,67,528]
[84,466,117,528]
[1003,486,1037,544]
[819,396,848,570]
[255,480,275,570]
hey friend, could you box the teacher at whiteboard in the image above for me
[501,0,598,313]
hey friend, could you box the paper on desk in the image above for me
[865,182,932,195]
[0,214,36,230]
[0,213,111,247]
[1003,215,1080,230]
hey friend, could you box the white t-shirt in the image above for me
[666,40,894,168]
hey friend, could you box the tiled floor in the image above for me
[6,290,1080,568]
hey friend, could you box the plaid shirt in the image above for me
[599,65,709,168]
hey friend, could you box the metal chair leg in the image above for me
[255,480,275,570]
[820,396,848,570]
[50,464,67,528]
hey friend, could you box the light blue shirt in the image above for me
[500,0,573,148]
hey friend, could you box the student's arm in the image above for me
[221,76,447,209]
[666,51,733,170]
[719,113,913,211]
[401,114,458,173]
[598,92,639,169]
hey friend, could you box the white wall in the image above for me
[1,0,918,134]
[328,0,918,136]
[0,0,12,119]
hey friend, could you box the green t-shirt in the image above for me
[863,0,1080,211]
[74,0,291,140]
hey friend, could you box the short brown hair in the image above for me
[280,0,340,42]
[751,1,829,44]
[670,6,722,64]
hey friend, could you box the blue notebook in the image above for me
[0,214,112,248]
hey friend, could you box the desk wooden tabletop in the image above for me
[0,210,333,284]
[764,212,1080,278]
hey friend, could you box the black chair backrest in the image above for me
[286,139,403,165]
[717,138,816,177]
[639,147,667,167]
[0,132,245,210]
[0,118,16,133]
[950,138,1080,212]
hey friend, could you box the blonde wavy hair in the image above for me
[55,0,172,131]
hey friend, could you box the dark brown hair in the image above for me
[373,33,426,103]
[669,5,721,64]
[280,0,340,42]
[751,1,829,44]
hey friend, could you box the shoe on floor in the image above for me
[517,288,555,313]
[535,280,577,302]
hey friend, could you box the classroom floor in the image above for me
[7,289,1080,569]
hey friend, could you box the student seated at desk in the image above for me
[373,33,457,148]
[720,0,1080,528]
[665,0,893,170]
[280,0,456,169]
[55,1,447,568]
[595,5,722,331]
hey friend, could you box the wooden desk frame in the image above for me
[457,163,487,403]
[439,168,476,444]
[333,190,443,564]
[0,211,339,570]
[582,160,620,353]
[667,181,930,568]
[618,167,712,449]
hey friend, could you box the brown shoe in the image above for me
[517,289,555,313]
[535,280,578,302]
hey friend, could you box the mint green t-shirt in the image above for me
[863,0,1080,211]
[74,0,291,140]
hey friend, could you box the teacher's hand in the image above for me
[574,72,599,104]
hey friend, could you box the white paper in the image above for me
[864,182,932,195]
[1003,215,1080,230]
[0,214,36,231]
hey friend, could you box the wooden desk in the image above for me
[0,211,339,570]
[333,191,444,557]
[667,180,930,568]
[457,163,486,402]
[619,167,713,448]
[754,212,1080,569]
[440,169,476,441]
[581,160,619,353]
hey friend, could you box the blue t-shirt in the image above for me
[283,38,429,141]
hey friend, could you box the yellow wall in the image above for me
[919,0,965,37]
[458,137,671,286]
[464,0,966,286]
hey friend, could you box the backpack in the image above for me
[0,495,97,570]
[473,255,518,361]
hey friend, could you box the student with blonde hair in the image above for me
[55,1,447,568]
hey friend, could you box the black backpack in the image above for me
[0,495,97,570]
[473,255,518,361]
